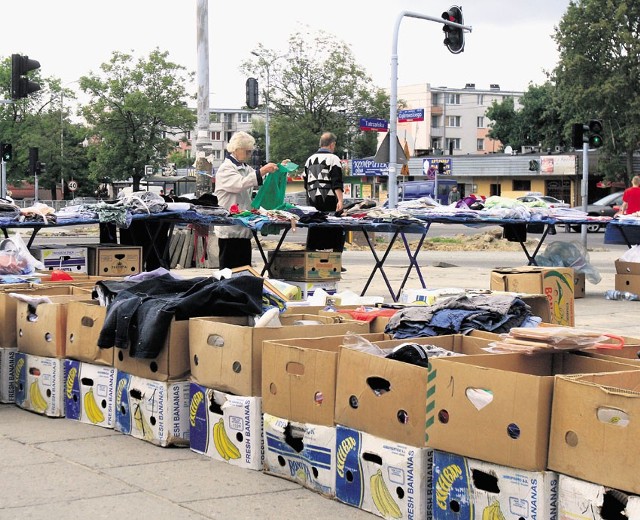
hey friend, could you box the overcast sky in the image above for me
[4,0,571,108]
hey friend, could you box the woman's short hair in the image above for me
[227,131,256,153]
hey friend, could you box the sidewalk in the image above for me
[1,248,638,519]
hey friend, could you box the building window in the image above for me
[211,131,221,141]
[210,113,220,123]
[238,113,251,123]
[446,93,460,105]
[432,93,441,105]
[431,115,440,128]
[431,138,441,150]
[446,116,461,127]
[477,116,484,128]
[477,94,484,105]
[477,139,485,151]
[490,184,501,196]
[212,150,221,160]
[513,180,531,191]
[445,138,461,150]
[223,113,233,123]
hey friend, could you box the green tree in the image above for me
[243,29,390,167]
[80,49,196,191]
[553,0,640,183]
[0,57,90,199]
[485,96,520,150]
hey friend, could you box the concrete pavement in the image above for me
[1,246,639,519]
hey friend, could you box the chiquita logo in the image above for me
[435,464,463,510]
[336,436,356,478]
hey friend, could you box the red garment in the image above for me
[337,307,397,322]
[623,186,640,214]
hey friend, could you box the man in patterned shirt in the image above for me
[303,132,345,252]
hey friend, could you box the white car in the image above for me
[516,195,570,208]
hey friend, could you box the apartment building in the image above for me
[395,83,523,156]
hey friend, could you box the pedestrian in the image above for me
[618,176,640,216]
[303,132,346,252]
[214,131,280,269]
[159,188,165,196]
[448,186,461,204]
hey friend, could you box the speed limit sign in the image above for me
[68,180,78,192]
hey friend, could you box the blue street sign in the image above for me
[359,118,388,132]
[398,108,424,122]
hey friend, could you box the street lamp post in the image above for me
[251,51,273,163]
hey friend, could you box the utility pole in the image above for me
[194,0,213,196]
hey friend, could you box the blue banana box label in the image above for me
[189,382,209,454]
[14,352,27,407]
[63,359,82,420]
[115,371,132,434]
[335,425,364,507]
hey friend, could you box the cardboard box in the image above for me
[65,301,112,366]
[0,347,17,403]
[318,308,393,334]
[425,352,638,471]
[30,246,88,273]
[615,273,640,294]
[286,280,339,300]
[0,285,90,348]
[269,250,342,281]
[574,271,585,299]
[63,360,117,428]
[548,370,640,494]
[87,245,142,277]
[333,334,496,448]
[16,295,90,358]
[615,259,640,275]
[189,314,370,396]
[557,474,640,520]
[262,333,391,426]
[114,371,190,447]
[263,413,336,497]
[490,267,575,326]
[335,425,432,520]
[14,352,64,417]
[114,318,189,381]
[189,383,263,470]
[432,450,558,520]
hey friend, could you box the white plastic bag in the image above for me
[0,233,44,275]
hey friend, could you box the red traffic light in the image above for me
[442,6,465,54]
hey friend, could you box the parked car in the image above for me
[569,191,623,233]
[516,194,570,208]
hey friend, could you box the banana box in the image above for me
[63,360,116,429]
[189,383,263,470]
[14,352,64,417]
[263,413,336,497]
[0,347,17,403]
[432,450,558,520]
[557,474,640,520]
[335,425,432,520]
[114,371,190,447]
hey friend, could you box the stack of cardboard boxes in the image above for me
[268,250,342,299]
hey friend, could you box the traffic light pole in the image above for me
[388,11,471,208]
[580,143,589,248]
[0,160,6,199]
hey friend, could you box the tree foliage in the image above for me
[553,0,640,182]
[80,49,196,190]
[242,29,390,165]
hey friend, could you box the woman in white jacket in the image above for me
[214,131,279,269]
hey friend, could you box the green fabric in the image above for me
[251,163,297,210]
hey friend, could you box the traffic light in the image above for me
[36,162,46,175]
[1,143,12,162]
[442,6,465,54]
[571,120,604,149]
[589,119,604,148]
[29,147,38,175]
[246,77,259,109]
[11,54,41,100]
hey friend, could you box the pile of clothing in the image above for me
[384,293,540,339]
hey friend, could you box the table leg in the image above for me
[254,227,289,277]
[360,228,399,301]
[395,229,428,301]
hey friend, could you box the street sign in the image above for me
[67,180,78,192]
[359,117,388,132]
[398,108,424,123]
[423,158,452,178]
[352,159,388,176]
